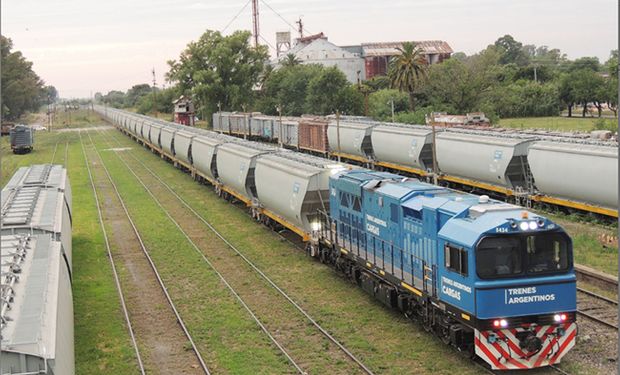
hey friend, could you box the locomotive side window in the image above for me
[340,192,349,208]
[352,196,362,212]
[445,244,468,276]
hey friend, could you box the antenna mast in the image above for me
[252,0,260,47]
[296,17,304,38]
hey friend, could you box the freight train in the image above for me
[1,164,74,375]
[98,107,578,370]
[212,112,618,219]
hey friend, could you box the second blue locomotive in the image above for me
[318,169,576,370]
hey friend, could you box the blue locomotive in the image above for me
[317,169,576,370]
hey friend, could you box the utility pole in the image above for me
[151,68,159,117]
[47,95,51,132]
[251,0,260,48]
[336,110,341,162]
[217,102,222,132]
[533,65,537,83]
[389,98,395,122]
[431,118,438,185]
[276,104,283,148]
[241,104,247,139]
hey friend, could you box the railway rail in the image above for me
[50,140,59,163]
[573,265,619,329]
[78,130,147,375]
[83,130,212,374]
[576,288,618,330]
[97,127,376,375]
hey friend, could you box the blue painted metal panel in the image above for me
[475,277,577,319]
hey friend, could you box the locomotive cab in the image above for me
[440,207,577,370]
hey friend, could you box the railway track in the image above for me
[573,265,619,330]
[78,131,146,375]
[98,128,376,375]
[82,130,211,374]
[49,140,60,163]
[576,287,618,329]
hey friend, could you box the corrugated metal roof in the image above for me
[361,40,453,56]
[1,187,64,235]
[1,234,60,358]
[4,165,66,190]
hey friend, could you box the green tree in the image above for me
[368,89,408,120]
[305,66,363,115]
[364,75,390,92]
[489,81,560,118]
[167,30,268,121]
[569,57,600,72]
[572,69,605,117]
[281,53,302,68]
[136,86,178,115]
[493,35,529,66]
[388,42,428,110]
[102,90,126,108]
[125,83,152,108]
[423,49,500,113]
[1,35,46,120]
[258,64,323,115]
[558,73,577,117]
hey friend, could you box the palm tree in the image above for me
[281,53,302,68]
[388,42,428,110]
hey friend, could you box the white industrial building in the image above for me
[272,33,366,83]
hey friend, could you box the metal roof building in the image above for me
[359,40,453,79]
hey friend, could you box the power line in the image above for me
[259,0,312,35]
[259,34,276,51]
[222,0,252,33]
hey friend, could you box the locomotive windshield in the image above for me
[476,232,571,279]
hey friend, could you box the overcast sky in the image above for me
[2,0,617,98]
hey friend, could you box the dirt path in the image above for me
[84,140,204,375]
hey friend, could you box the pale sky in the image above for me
[2,0,617,98]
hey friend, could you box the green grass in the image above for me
[51,108,103,129]
[542,213,618,277]
[69,135,139,374]
[498,116,616,131]
[89,131,294,374]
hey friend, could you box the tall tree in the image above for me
[494,35,529,66]
[388,42,428,110]
[305,66,363,115]
[167,30,268,120]
[1,35,46,120]
[125,83,152,107]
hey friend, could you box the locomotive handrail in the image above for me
[317,209,432,292]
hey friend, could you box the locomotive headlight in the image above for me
[519,222,529,231]
[311,221,321,231]
[528,221,537,230]
[554,313,568,322]
[500,319,508,328]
